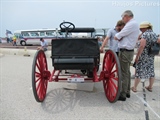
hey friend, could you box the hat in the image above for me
[140,21,153,29]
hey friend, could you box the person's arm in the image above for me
[138,33,142,40]
[157,37,160,44]
[100,29,112,52]
[135,38,146,63]
[100,36,109,52]
[115,21,136,40]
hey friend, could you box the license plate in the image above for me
[67,74,84,83]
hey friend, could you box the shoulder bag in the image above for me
[148,41,160,55]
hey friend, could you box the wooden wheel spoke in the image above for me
[36,62,41,72]
[110,69,117,76]
[36,80,41,92]
[110,62,116,71]
[109,79,118,91]
[104,80,107,87]
[107,55,112,67]
[35,77,41,83]
[35,72,41,77]
[39,82,44,99]
[39,54,43,69]
[107,81,116,99]
[37,55,42,65]
[108,81,114,93]
[111,77,118,81]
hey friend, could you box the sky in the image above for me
[0,0,160,37]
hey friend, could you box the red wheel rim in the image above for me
[102,50,121,103]
[33,50,48,102]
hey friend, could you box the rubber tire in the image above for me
[20,41,26,46]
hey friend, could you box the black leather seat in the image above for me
[51,38,99,70]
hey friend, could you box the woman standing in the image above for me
[131,21,158,92]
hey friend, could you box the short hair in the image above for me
[121,10,134,17]
[116,20,125,27]
[40,38,43,41]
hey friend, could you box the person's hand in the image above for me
[114,36,119,40]
[100,47,104,53]
[114,36,123,41]
[135,57,139,63]
[37,47,41,50]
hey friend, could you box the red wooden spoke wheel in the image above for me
[102,50,121,103]
[32,50,50,102]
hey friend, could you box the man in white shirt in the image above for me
[114,10,139,101]
[37,38,48,52]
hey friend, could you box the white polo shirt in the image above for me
[115,19,139,50]
[41,40,48,49]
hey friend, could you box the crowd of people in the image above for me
[100,10,160,101]
[2,36,18,46]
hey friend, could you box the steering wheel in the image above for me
[60,22,75,32]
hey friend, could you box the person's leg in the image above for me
[131,78,140,92]
[145,56,155,91]
[146,77,155,91]
[127,69,131,96]
[116,52,119,56]
[7,38,9,43]
[119,51,134,99]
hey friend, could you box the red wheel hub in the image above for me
[43,70,51,80]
